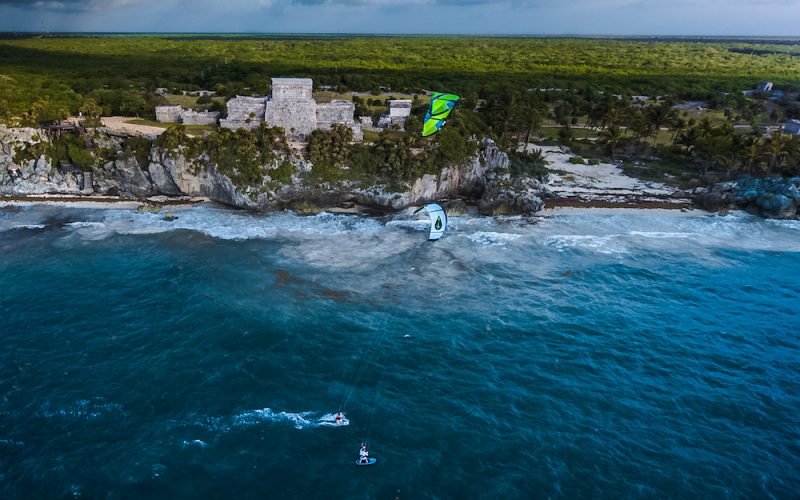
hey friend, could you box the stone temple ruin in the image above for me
[219,78,362,141]
[154,78,421,141]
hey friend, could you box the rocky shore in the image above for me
[5,124,794,220]
[693,177,800,219]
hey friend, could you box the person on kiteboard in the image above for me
[335,412,344,425]
[359,442,369,463]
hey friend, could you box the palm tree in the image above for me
[697,117,715,139]
[598,124,624,159]
[740,138,764,176]
[766,132,789,175]
[487,94,517,149]
[714,153,742,180]
[676,126,700,160]
[517,102,544,146]
[671,115,687,144]
[645,103,676,145]
[628,110,652,143]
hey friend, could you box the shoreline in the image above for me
[0,195,208,210]
[1,194,710,217]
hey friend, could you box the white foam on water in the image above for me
[466,231,523,247]
[6,204,800,258]
[181,439,208,448]
[195,408,350,431]
[543,234,629,254]
[37,398,126,420]
[629,231,696,239]
[64,221,105,228]
[11,224,46,230]
[233,408,314,430]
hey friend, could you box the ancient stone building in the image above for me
[155,105,182,123]
[218,78,362,140]
[377,99,412,130]
[219,96,267,130]
[264,78,317,137]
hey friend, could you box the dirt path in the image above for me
[101,117,167,136]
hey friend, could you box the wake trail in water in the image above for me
[190,408,350,432]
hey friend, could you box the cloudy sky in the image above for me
[0,0,798,35]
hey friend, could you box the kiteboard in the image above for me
[355,458,377,466]
[319,414,349,427]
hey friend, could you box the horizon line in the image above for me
[1,31,799,39]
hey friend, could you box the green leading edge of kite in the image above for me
[422,92,460,137]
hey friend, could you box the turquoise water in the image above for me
[1,204,799,499]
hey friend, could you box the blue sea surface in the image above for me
[1,204,799,499]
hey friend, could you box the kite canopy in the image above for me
[415,203,448,241]
[422,93,460,137]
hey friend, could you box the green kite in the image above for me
[422,92,460,137]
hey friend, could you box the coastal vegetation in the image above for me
[2,34,799,186]
[2,35,799,122]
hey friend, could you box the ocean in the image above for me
[1,203,799,499]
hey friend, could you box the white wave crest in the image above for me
[628,231,696,239]
[467,231,522,247]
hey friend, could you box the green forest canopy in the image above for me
[1,35,800,120]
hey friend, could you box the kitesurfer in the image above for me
[359,442,369,463]
[335,412,344,425]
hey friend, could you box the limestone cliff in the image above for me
[0,126,544,214]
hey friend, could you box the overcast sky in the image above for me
[0,0,798,35]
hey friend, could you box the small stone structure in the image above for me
[156,105,220,126]
[377,99,412,130]
[220,77,362,140]
[155,105,182,123]
[219,96,267,130]
[784,119,800,135]
[388,100,412,119]
[182,110,220,126]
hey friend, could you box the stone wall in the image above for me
[220,96,267,130]
[265,99,317,137]
[182,110,220,126]
[155,105,182,123]
[316,100,363,140]
[271,78,313,100]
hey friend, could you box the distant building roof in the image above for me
[272,78,313,85]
